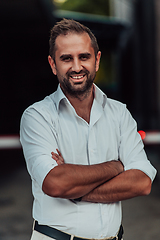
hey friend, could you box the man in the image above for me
[20,19,156,240]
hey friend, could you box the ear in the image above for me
[48,55,57,75]
[95,51,101,72]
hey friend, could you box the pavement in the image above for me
[0,150,160,240]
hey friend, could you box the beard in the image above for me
[57,69,96,99]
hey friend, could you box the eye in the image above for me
[60,55,73,62]
[80,56,87,61]
[62,57,72,62]
[79,53,91,61]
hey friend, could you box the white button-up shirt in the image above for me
[20,84,156,239]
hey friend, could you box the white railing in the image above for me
[0,131,160,150]
[0,135,21,149]
[139,131,160,145]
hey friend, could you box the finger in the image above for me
[52,156,58,161]
[56,149,62,156]
[51,152,57,157]
[51,152,59,157]
[51,152,59,161]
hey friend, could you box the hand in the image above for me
[51,149,65,165]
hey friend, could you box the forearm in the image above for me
[82,169,152,203]
[42,160,123,199]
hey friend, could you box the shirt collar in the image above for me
[52,84,67,111]
[93,84,107,108]
[52,83,107,112]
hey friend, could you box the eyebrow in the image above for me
[60,54,72,60]
[60,52,91,60]
[79,53,91,58]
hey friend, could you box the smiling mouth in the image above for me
[70,74,85,80]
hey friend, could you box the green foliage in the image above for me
[56,0,110,16]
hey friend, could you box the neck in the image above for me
[65,86,94,123]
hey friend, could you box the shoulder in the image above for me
[95,84,126,114]
[106,98,125,107]
[21,93,58,125]
[104,97,136,128]
[105,97,127,115]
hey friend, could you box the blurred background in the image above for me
[0,0,160,239]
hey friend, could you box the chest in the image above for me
[55,111,120,165]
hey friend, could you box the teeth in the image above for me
[71,75,84,79]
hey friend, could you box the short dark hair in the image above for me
[49,18,99,60]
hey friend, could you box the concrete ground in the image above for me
[0,155,159,240]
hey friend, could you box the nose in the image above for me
[72,58,83,72]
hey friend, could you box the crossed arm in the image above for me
[42,150,152,203]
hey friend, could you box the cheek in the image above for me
[57,63,71,75]
[83,61,96,71]
[89,63,97,74]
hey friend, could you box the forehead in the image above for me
[55,32,94,55]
